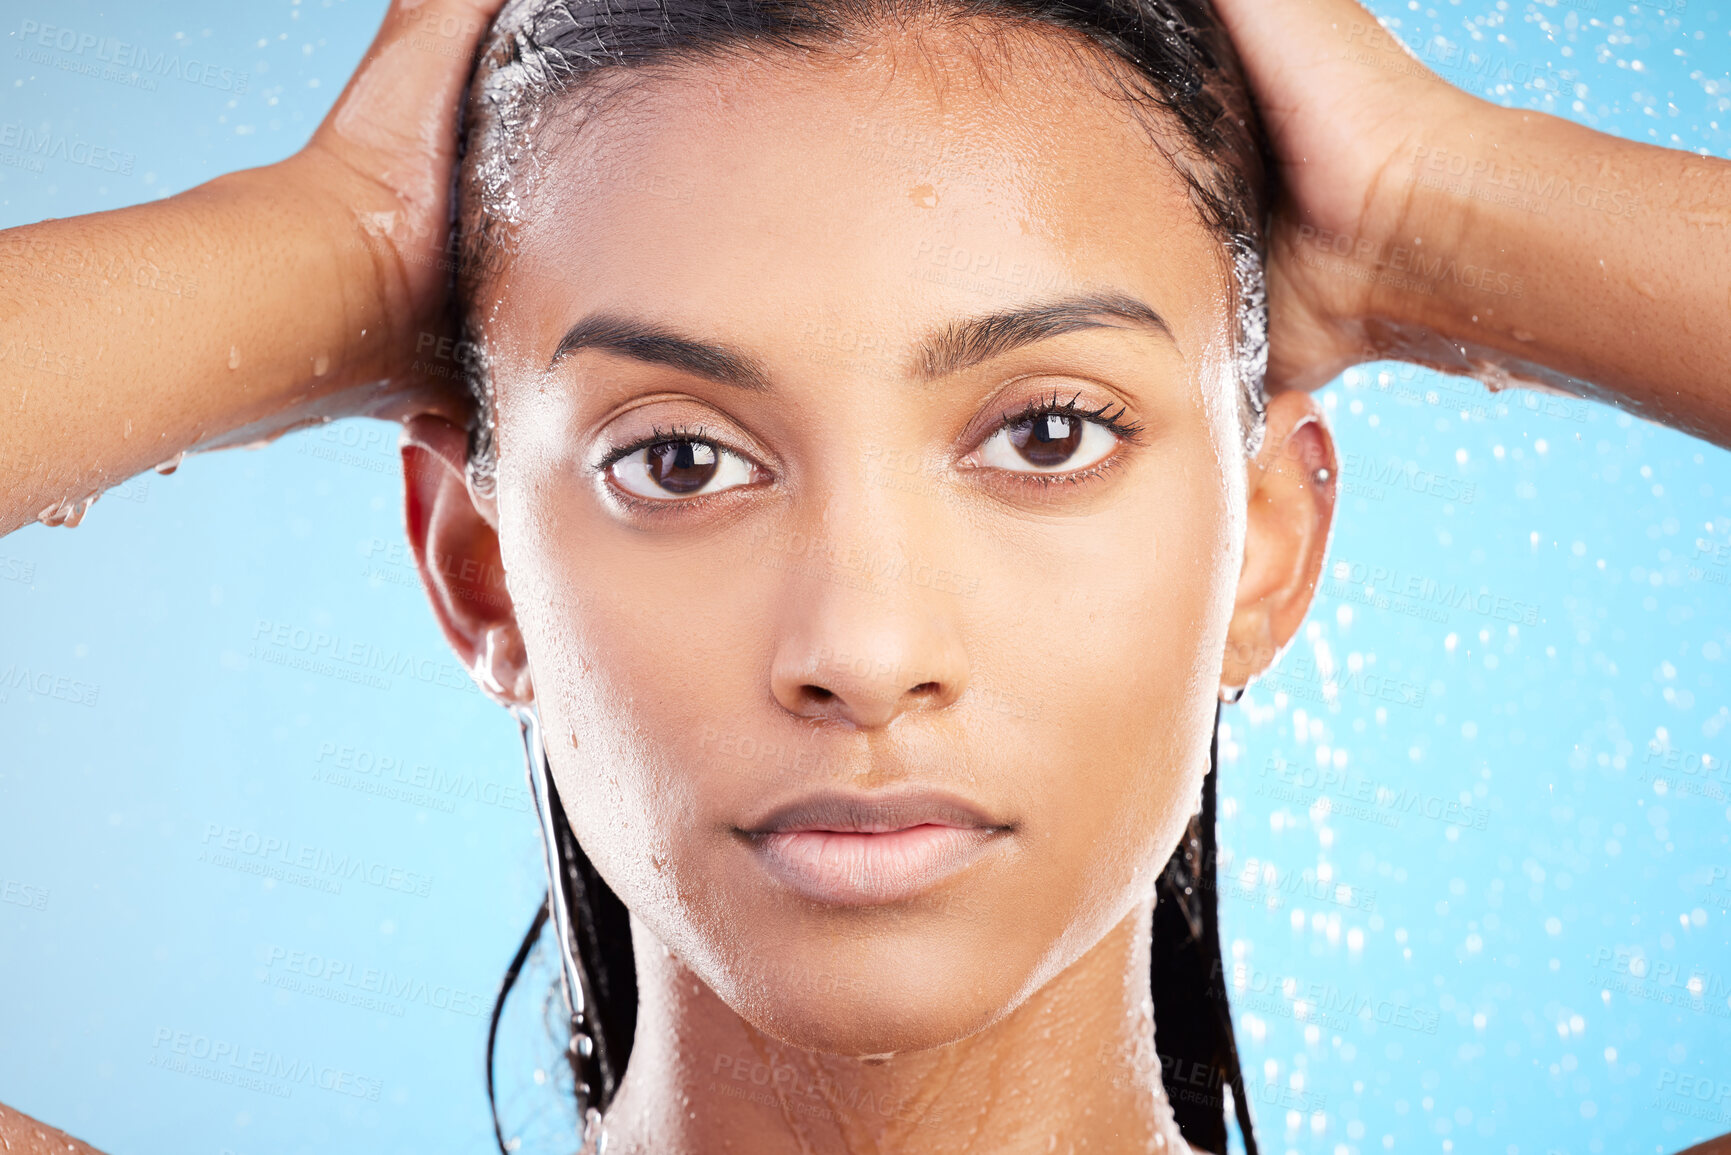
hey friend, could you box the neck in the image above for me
[596,897,1193,1155]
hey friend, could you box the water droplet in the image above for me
[228,345,242,369]
[154,452,185,475]
[581,1107,605,1155]
[37,493,97,528]
[313,352,330,376]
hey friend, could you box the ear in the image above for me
[400,413,533,705]
[1219,391,1338,694]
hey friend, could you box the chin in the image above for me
[702,900,1046,1055]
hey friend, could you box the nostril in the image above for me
[910,682,939,697]
[803,685,835,702]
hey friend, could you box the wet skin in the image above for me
[407,23,1336,1154]
[0,0,1725,1144]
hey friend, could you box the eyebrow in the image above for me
[915,292,1175,379]
[550,314,772,391]
[548,291,1173,388]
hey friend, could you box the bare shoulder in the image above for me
[0,1101,108,1154]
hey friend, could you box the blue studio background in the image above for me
[1,1,1728,1152]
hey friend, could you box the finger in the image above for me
[1209,0,1448,140]
[1212,0,1427,89]
[318,0,510,208]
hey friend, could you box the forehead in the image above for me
[492,25,1231,368]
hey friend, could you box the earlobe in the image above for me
[1219,391,1338,694]
[401,413,534,706]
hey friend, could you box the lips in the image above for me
[739,789,1011,906]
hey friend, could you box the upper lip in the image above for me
[738,788,1010,835]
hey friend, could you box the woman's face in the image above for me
[417,26,1329,1055]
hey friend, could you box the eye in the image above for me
[608,438,757,501]
[976,409,1122,474]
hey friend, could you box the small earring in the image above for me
[1218,683,1246,705]
[511,703,606,1119]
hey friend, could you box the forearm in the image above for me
[1359,100,1731,443]
[0,1101,106,1155]
[0,154,410,534]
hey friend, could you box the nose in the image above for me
[767,549,970,731]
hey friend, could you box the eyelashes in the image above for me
[592,390,1143,509]
[975,389,1143,477]
[599,423,760,502]
[994,388,1146,444]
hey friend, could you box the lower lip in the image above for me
[751,825,1002,906]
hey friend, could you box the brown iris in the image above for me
[646,441,720,494]
[1007,414,1082,468]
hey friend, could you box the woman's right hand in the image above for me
[0,0,506,532]
[285,0,508,423]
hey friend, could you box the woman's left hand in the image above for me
[1207,0,1486,391]
[1210,0,1731,445]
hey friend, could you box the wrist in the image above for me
[1346,88,1503,348]
[1268,85,1499,373]
[224,149,425,395]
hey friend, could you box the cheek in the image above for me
[493,469,713,919]
[936,461,1238,979]
[497,462,795,965]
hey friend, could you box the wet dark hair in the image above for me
[457,0,1269,1150]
